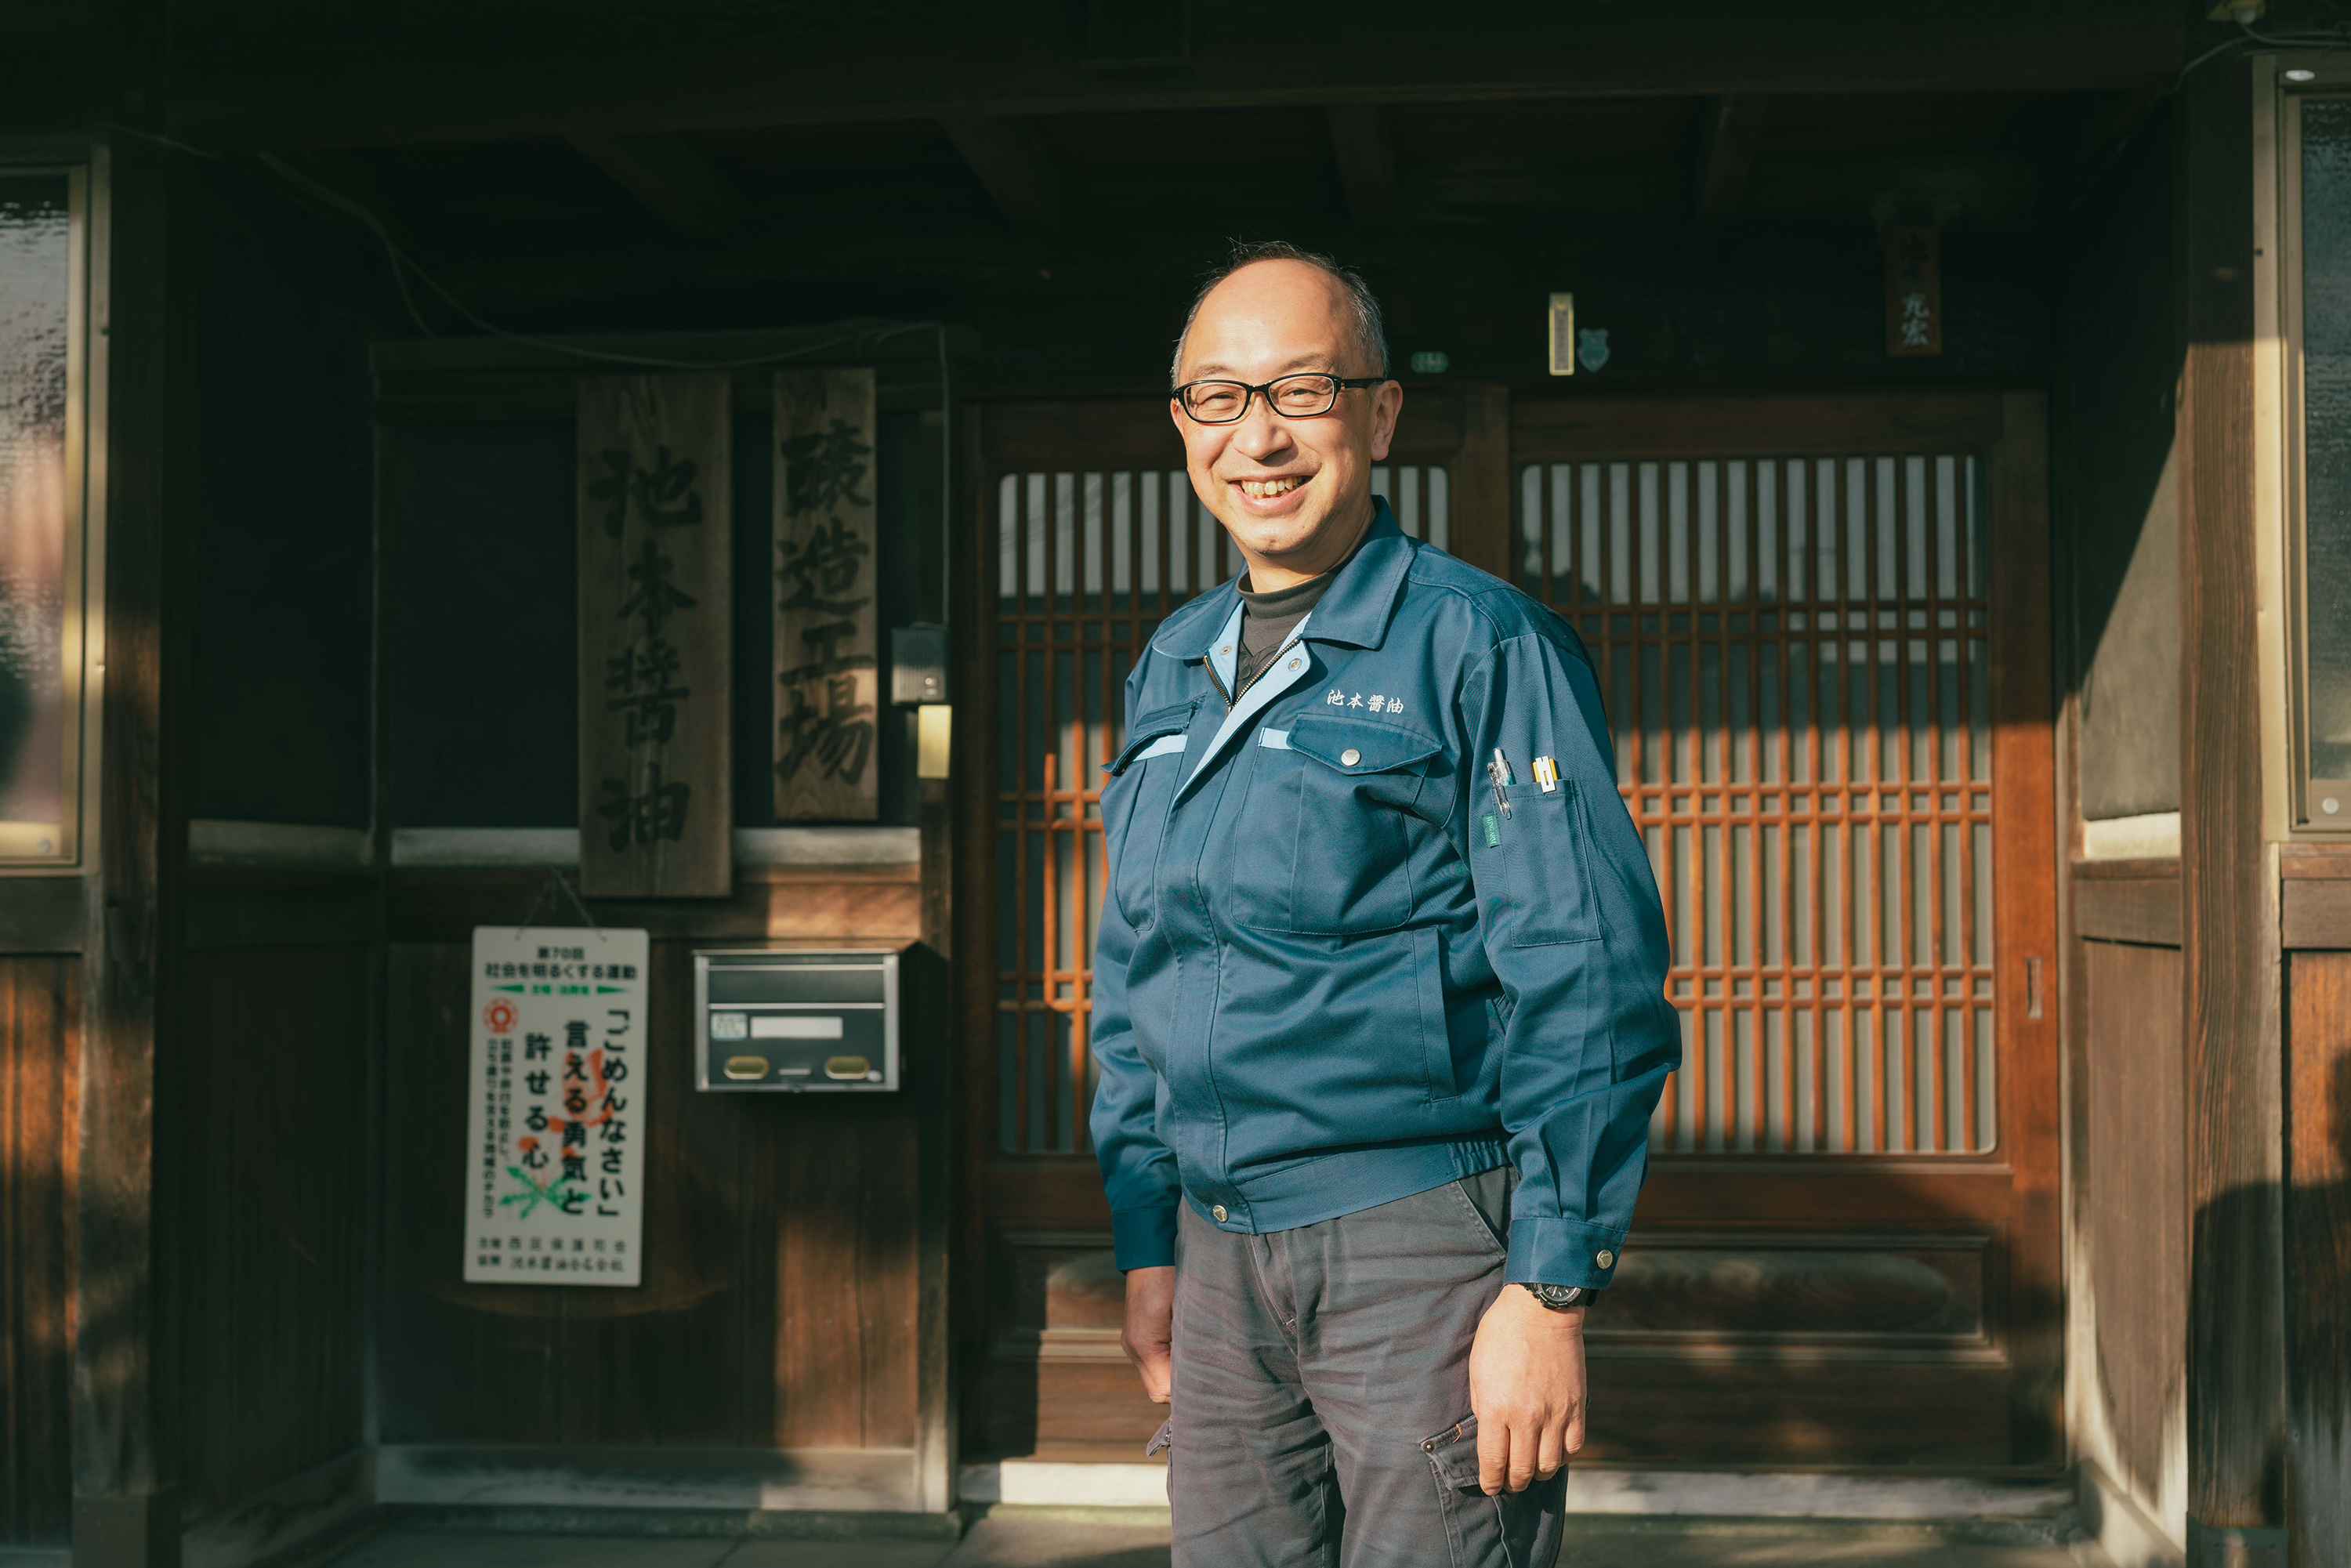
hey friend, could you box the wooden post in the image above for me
[1445,386,1513,584]
[1988,391,2065,1465]
[72,124,187,1567]
[577,372,734,899]
[774,368,882,822]
[2177,48,2290,1566]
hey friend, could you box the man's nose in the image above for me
[1231,397,1294,461]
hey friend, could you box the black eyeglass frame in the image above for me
[1171,372,1391,425]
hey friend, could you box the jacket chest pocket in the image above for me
[1101,703,1197,928]
[1235,714,1442,936]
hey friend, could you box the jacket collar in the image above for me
[1150,496,1415,661]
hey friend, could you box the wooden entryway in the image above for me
[952,389,2059,1469]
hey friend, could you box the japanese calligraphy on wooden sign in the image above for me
[1884,225,1942,357]
[578,374,733,896]
[463,925,650,1286]
[773,368,880,821]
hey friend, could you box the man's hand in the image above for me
[1121,1265,1176,1403]
[1468,1284,1586,1495]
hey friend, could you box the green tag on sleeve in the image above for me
[1483,813,1501,847]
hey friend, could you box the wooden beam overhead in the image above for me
[568,131,740,241]
[1327,103,1394,226]
[940,114,1056,225]
[1693,95,1765,223]
[176,6,2186,149]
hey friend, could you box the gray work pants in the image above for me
[1159,1168,1567,1567]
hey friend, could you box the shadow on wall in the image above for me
[2060,99,2181,824]
[2282,1017,2351,1564]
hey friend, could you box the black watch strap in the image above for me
[1523,1282,1589,1311]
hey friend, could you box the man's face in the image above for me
[1170,260,1402,577]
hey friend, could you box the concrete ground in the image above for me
[318,1510,2114,1568]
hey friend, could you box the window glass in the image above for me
[0,173,73,855]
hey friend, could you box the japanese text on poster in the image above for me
[464,925,650,1286]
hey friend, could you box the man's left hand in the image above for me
[1467,1284,1587,1495]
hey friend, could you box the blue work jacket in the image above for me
[1089,501,1679,1291]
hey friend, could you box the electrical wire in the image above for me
[2167,14,2351,96]
[95,116,962,685]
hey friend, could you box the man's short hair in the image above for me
[1169,240,1392,387]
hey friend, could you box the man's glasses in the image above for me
[1172,372,1388,425]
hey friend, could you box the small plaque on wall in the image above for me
[578,373,733,897]
[773,368,881,820]
[1885,226,1942,357]
[463,925,650,1286]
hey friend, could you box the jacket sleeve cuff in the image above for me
[1505,1215,1628,1291]
[1110,1202,1180,1272]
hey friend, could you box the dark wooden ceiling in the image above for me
[14,0,2217,389]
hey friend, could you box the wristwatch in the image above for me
[1523,1283,1589,1311]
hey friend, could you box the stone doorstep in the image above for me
[958,1460,2078,1540]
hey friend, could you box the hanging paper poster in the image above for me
[462,925,650,1286]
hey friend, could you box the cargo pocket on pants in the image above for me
[1146,1416,1173,1508]
[1421,1414,1569,1568]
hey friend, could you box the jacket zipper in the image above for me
[1213,628,1306,712]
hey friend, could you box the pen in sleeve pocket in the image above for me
[1487,748,1513,818]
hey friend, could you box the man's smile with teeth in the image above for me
[1239,476,1305,498]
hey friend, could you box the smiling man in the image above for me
[1088,241,1679,1566]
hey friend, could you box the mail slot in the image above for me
[694,948,900,1092]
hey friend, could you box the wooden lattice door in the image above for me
[1509,392,2060,1466]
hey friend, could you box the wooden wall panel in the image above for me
[2080,938,2187,1508]
[179,943,370,1516]
[380,884,930,1450]
[0,957,75,1545]
[2287,951,2351,1566]
[2281,851,2351,951]
[2073,861,2182,947]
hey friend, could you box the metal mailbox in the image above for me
[693,948,900,1092]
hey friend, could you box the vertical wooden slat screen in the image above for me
[1516,454,1996,1154]
[994,469,1448,1153]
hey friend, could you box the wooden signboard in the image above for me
[1885,225,1942,357]
[578,373,733,897]
[773,368,881,820]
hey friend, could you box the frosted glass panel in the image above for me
[2302,100,2351,793]
[0,173,73,855]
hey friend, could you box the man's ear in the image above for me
[1169,397,1187,436]
[1367,379,1404,462]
